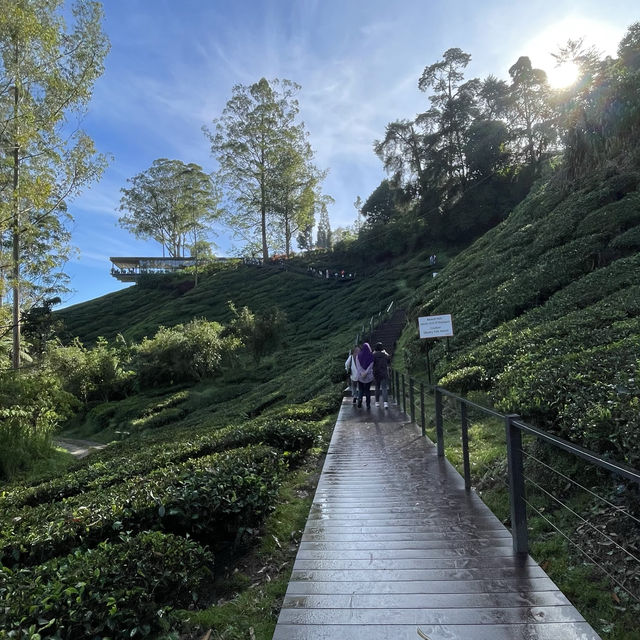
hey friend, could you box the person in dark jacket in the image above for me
[373,342,390,408]
[355,342,374,409]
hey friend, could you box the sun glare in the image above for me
[523,17,623,89]
[547,61,580,88]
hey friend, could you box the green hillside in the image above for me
[402,168,640,468]
[3,171,640,637]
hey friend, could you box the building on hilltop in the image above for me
[109,256,199,282]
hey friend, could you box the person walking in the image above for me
[345,346,360,405]
[373,342,391,408]
[355,342,374,409]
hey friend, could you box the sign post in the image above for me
[418,314,454,384]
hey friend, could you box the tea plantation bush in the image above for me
[0,418,323,511]
[408,170,640,464]
[0,531,213,639]
[0,445,285,567]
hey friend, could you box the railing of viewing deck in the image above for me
[389,369,640,605]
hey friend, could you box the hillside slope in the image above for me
[404,168,640,467]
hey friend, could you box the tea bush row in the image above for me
[0,531,213,639]
[1,418,323,512]
[0,445,285,568]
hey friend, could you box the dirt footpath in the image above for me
[55,438,108,459]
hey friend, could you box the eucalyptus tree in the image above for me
[418,48,480,188]
[316,205,332,249]
[270,139,327,257]
[507,56,553,165]
[205,78,324,262]
[0,0,109,369]
[118,159,221,258]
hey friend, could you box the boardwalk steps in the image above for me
[272,397,602,640]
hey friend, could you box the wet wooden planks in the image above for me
[272,397,601,640]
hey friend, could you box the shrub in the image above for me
[46,336,134,404]
[0,370,78,481]
[0,445,286,567]
[0,418,323,512]
[134,318,241,387]
[439,365,489,393]
[0,531,213,639]
[226,302,287,364]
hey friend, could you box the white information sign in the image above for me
[418,314,453,339]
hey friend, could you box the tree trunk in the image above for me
[260,151,268,262]
[12,81,20,371]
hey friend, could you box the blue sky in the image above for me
[61,0,639,308]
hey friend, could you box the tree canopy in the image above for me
[364,22,640,252]
[0,0,109,369]
[118,159,221,258]
[204,78,329,260]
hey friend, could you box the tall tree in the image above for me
[271,140,327,257]
[118,159,221,258]
[205,78,319,262]
[507,56,553,165]
[316,204,332,249]
[361,179,400,225]
[419,48,480,188]
[374,119,428,187]
[0,0,109,369]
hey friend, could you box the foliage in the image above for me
[118,158,221,258]
[0,417,323,512]
[46,335,134,404]
[205,78,328,260]
[134,318,241,387]
[361,179,403,225]
[20,296,63,358]
[0,0,110,368]
[407,168,640,466]
[226,302,287,364]
[0,369,77,480]
[0,531,214,639]
[0,445,285,568]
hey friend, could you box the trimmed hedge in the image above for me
[0,445,285,568]
[0,531,213,639]
[0,418,323,512]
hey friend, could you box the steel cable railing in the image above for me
[388,365,640,602]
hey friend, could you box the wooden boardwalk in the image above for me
[273,397,601,640]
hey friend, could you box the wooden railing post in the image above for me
[506,414,528,554]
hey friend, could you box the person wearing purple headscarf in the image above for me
[355,342,374,408]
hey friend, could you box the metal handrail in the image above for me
[354,300,396,347]
[390,367,640,555]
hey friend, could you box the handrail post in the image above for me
[409,379,415,423]
[460,402,471,491]
[401,374,407,414]
[420,383,426,437]
[435,387,444,458]
[506,414,528,554]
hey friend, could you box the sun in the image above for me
[547,61,580,88]
[522,17,624,88]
